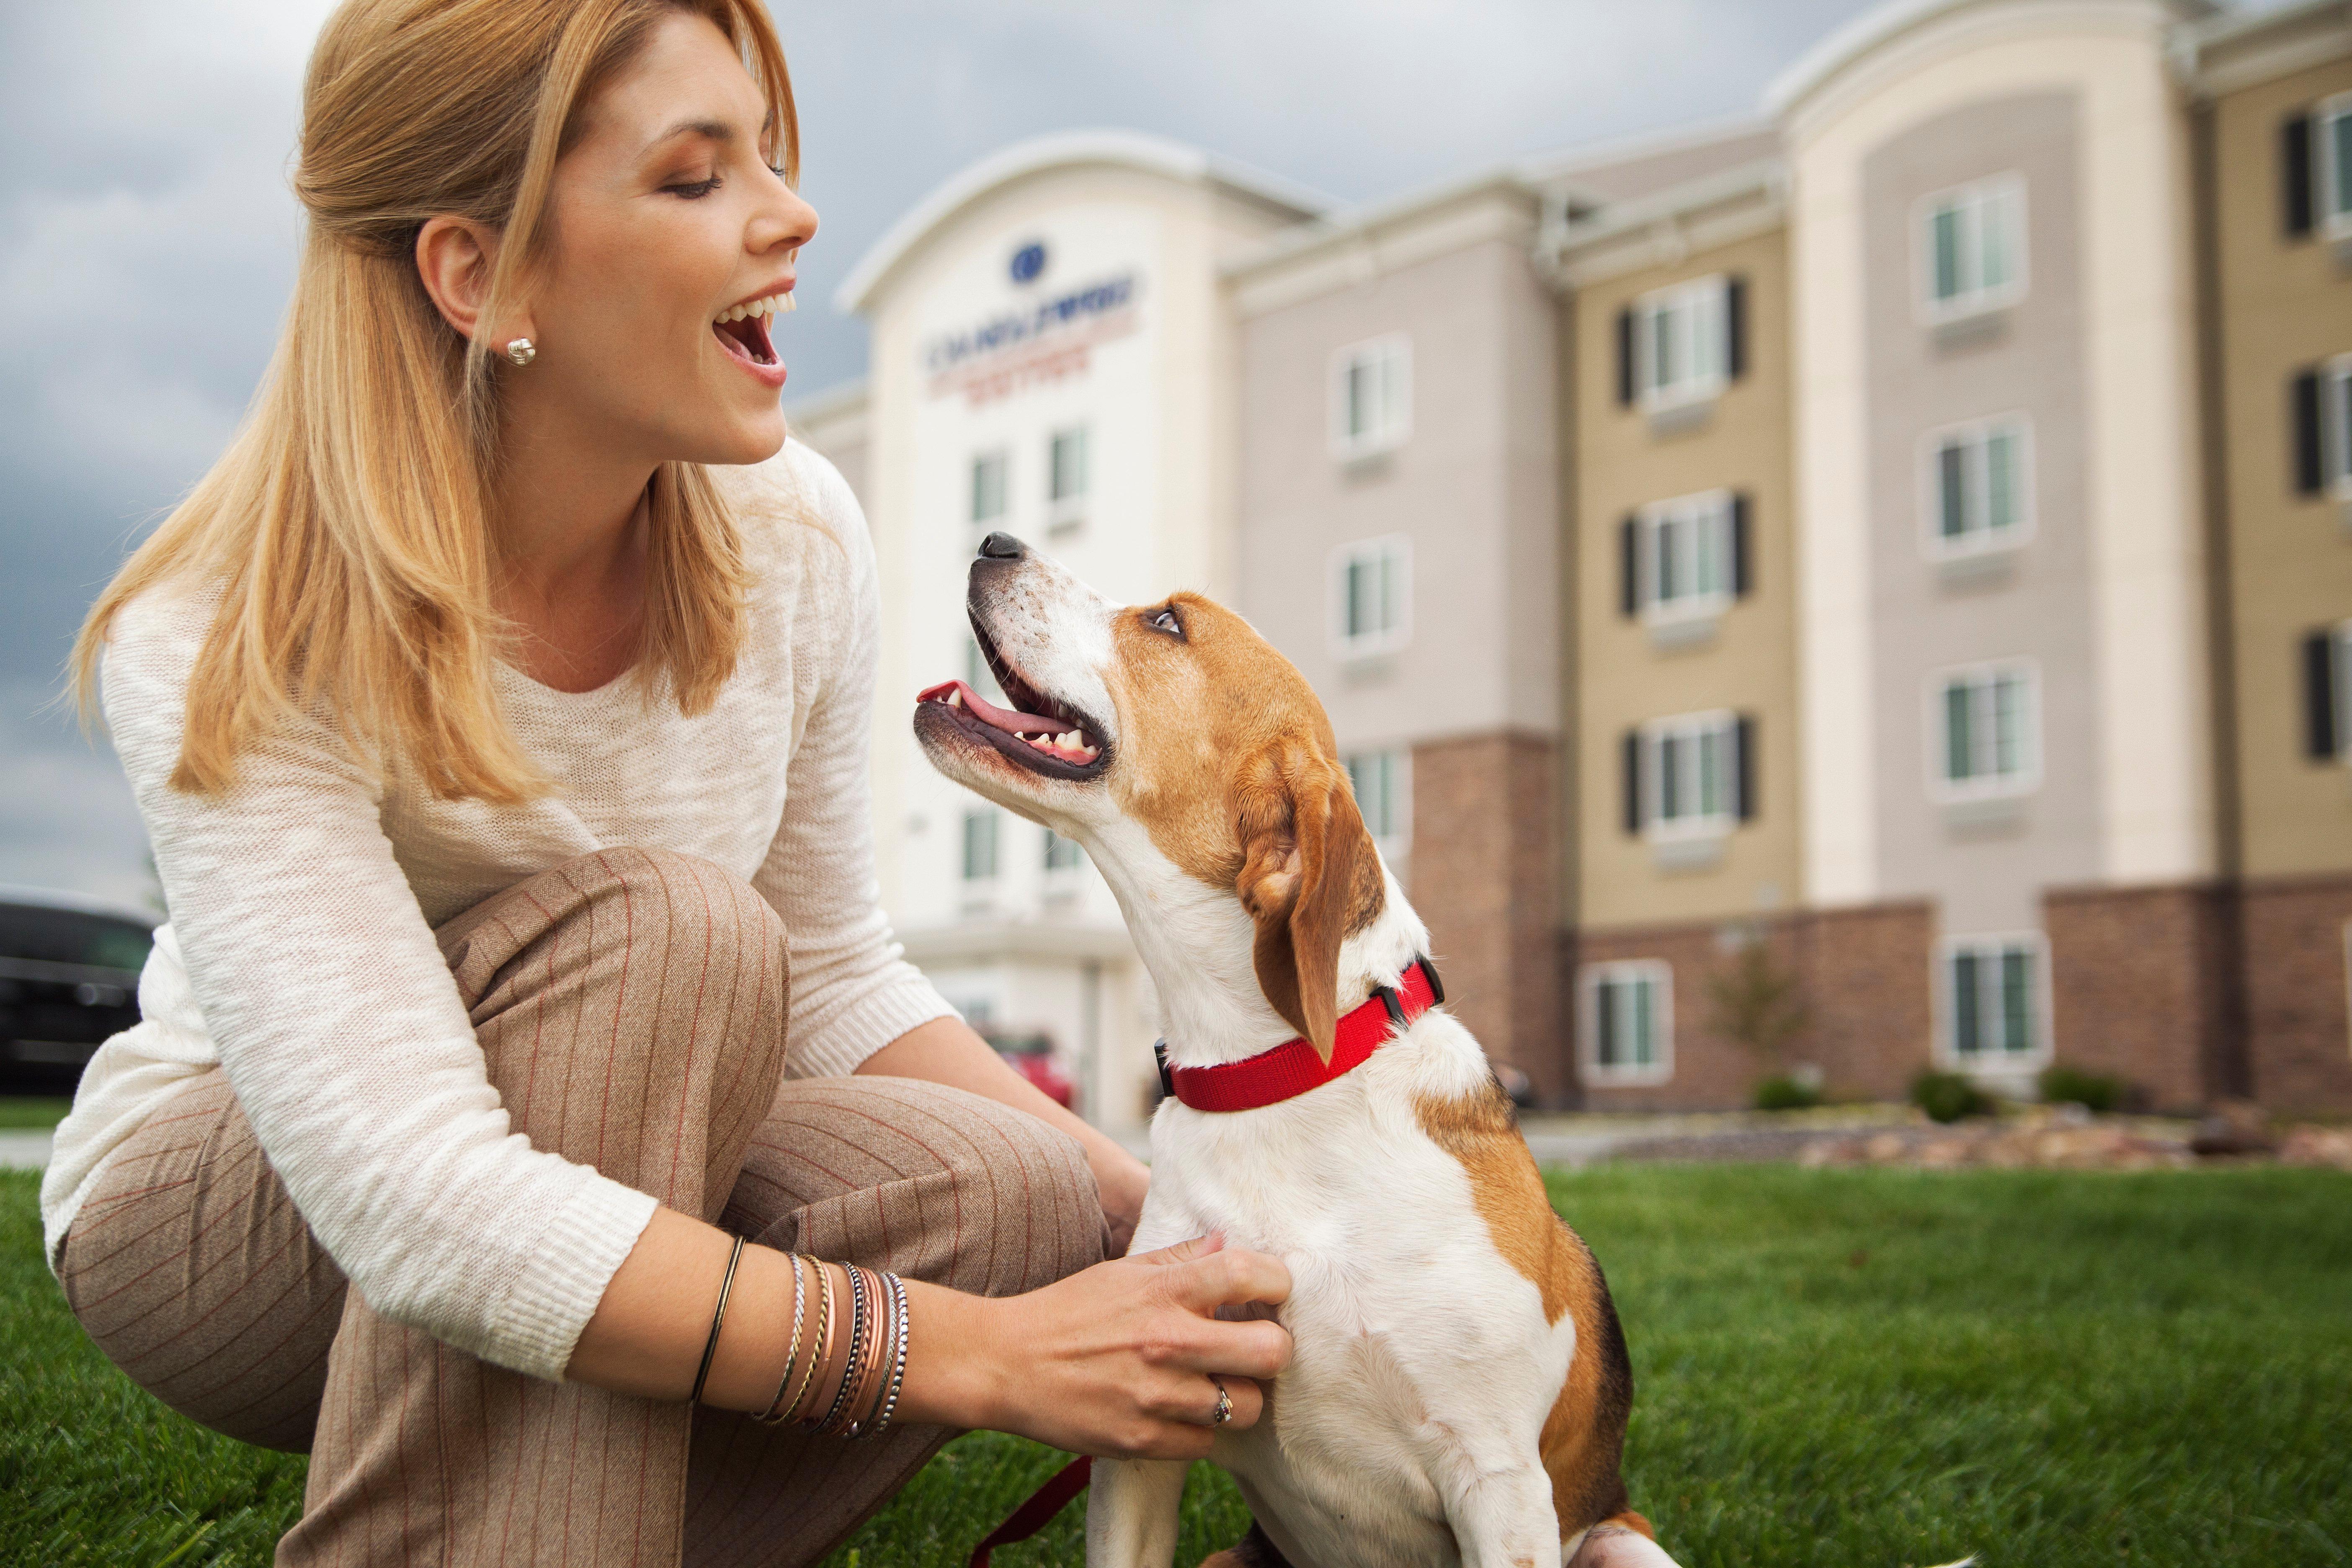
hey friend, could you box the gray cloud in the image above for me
[3,0,2280,900]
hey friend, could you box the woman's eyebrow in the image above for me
[641,107,776,158]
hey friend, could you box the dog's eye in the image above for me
[1149,607,1183,638]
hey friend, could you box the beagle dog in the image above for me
[915,534,1678,1568]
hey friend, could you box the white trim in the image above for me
[2328,620,2352,767]
[1580,959,1675,1086]
[1925,658,2043,802]
[1932,929,2054,1072]
[1639,708,1741,841]
[1918,413,2037,560]
[1636,488,1738,623]
[836,129,1328,312]
[1328,535,1414,659]
[2320,92,2352,240]
[1914,173,2029,326]
[1632,274,1731,413]
[1328,335,1413,461]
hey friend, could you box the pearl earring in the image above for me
[504,338,536,367]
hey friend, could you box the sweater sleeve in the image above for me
[750,447,957,1079]
[101,591,659,1383]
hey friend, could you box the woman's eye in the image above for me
[665,174,721,199]
[766,163,790,181]
[1150,609,1181,636]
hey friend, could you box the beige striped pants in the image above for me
[57,848,1109,1566]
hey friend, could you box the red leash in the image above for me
[968,1456,1092,1567]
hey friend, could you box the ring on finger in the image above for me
[1208,1376,1233,1427]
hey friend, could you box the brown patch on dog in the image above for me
[1104,594,1384,1054]
[1416,1080,1638,1541]
[1199,1521,1293,1568]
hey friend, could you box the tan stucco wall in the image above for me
[1573,224,1801,930]
[2214,54,2352,878]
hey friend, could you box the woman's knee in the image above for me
[734,1080,1106,1296]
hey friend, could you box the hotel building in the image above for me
[794,0,2352,1139]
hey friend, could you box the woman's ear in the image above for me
[1234,743,1384,1059]
[414,216,529,348]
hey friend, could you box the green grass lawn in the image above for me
[0,1098,70,1130]
[4,1164,2347,1567]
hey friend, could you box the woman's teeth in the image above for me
[714,290,795,325]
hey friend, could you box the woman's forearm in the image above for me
[856,1016,1150,1250]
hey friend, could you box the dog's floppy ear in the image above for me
[1234,743,1382,1059]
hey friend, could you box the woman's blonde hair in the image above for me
[71,0,799,802]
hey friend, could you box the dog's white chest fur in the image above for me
[1128,1018,1578,1568]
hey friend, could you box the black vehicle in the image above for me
[0,888,156,1092]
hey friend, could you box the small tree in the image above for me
[1708,936,1807,1074]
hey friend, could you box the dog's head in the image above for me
[914,533,1388,1057]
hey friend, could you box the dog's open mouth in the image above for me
[915,617,1110,781]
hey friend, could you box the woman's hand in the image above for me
[898,1234,1291,1460]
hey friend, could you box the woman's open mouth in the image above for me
[712,288,793,382]
[916,619,1109,781]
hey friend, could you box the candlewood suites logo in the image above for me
[922,267,1142,406]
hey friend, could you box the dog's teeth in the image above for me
[946,689,962,707]
[1030,735,1052,750]
[1079,745,1098,761]
[1056,731,1078,748]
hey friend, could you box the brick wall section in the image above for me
[1569,901,1935,1111]
[2241,873,2352,1115]
[2043,882,2237,1112]
[1408,732,1565,1101]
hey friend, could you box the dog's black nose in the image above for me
[977,532,1026,561]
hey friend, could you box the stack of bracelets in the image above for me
[688,1237,910,1439]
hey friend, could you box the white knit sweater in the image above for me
[40,440,954,1382]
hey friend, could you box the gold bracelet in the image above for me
[754,1253,808,1425]
[786,1260,836,1429]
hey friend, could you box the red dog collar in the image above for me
[1155,958,1444,1113]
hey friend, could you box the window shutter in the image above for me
[2284,113,2314,239]
[2294,370,2325,496]
[1731,493,1753,598]
[1725,275,1749,381]
[1622,730,1643,835]
[2307,632,2340,760]
[1735,714,1757,821]
[1616,306,1636,406]
[1619,515,1639,616]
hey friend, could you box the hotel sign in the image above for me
[923,272,1141,406]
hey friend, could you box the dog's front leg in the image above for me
[1446,1463,1568,1568]
[1084,1456,1188,1568]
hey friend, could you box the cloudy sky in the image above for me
[0,0,2266,907]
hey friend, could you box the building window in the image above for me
[1624,711,1753,839]
[1043,830,1084,873]
[1331,536,1412,658]
[1581,961,1672,1085]
[970,450,1008,528]
[2293,358,2352,499]
[1047,426,1088,531]
[2321,94,2352,237]
[1924,416,2033,557]
[1345,748,1412,874]
[965,637,1004,704]
[1931,660,2039,799]
[961,809,999,882]
[1630,276,1730,410]
[1939,934,2047,1066]
[1330,335,1411,460]
[1919,175,2026,322]
[1624,490,1748,619]
[2301,622,2352,763]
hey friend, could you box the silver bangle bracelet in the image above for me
[756,1252,808,1425]
[819,1260,867,1436]
[868,1271,910,1437]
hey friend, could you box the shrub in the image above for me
[1754,1074,1822,1112]
[2039,1064,2125,1114]
[1911,1069,1992,1124]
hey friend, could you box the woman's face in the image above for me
[520,10,818,469]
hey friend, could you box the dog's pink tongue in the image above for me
[915,679,1062,735]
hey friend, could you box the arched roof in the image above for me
[1763,0,2218,120]
[833,128,1330,313]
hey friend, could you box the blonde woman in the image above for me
[42,2,1291,1561]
